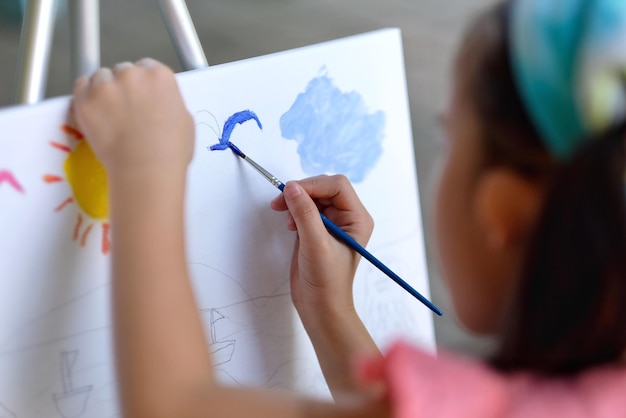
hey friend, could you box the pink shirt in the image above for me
[359,341,626,418]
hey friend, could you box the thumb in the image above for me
[283,182,327,245]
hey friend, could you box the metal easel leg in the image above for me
[13,0,203,105]
[13,0,57,104]
[68,0,100,80]
[156,0,208,70]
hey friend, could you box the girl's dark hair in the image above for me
[458,1,626,375]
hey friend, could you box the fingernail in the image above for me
[92,68,113,85]
[113,61,134,73]
[136,58,158,68]
[285,182,302,199]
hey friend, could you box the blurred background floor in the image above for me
[0,0,496,357]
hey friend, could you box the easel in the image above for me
[13,0,208,104]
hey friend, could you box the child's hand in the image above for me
[270,175,374,318]
[72,59,194,179]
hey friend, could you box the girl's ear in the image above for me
[473,169,543,250]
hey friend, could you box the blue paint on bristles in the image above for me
[226,141,245,158]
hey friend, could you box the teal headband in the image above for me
[510,0,626,160]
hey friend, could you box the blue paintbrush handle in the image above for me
[279,179,440,315]
[227,142,442,315]
[319,213,442,316]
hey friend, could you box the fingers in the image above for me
[135,57,160,68]
[91,67,114,86]
[272,174,374,245]
[112,61,133,75]
[300,175,365,211]
[271,175,365,212]
[287,213,296,231]
[72,67,114,123]
[72,67,113,102]
[282,181,327,244]
[72,58,164,107]
[72,75,89,103]
[73,58,165,92]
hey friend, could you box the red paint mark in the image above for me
[0,170,24,193]
[74,213,83,241]
[61,125,84,140]
[102,223,110,254]
[49,141,72,153]
[55,197,73,212]
[81,223,93,247]
[43,174,64,183]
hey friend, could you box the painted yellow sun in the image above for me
[44,125,110,254]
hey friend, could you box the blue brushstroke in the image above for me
[209,110,263,151]
[279,74,385,183]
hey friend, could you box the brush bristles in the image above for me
[227,142,246,158]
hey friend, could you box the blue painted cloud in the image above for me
[279,74,385,183]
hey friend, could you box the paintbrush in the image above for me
[227,141,442,316]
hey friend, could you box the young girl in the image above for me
[71,0,626,416]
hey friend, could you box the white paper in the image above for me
[0,28,435,417]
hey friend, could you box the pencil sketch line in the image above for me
[199,292,291,314]
[53,350,94,418]
[0,326,109,356]
[53,385,93,417]
[262,359,302,390]
[214,369,245,387]
[209,309,236,366]
[1,283,109,350]
[189,261,289,304]
[190,261,289,305]
[188,262,260,303]
[0,401,16,418]
[195,110,221,137]
[214,358,298,389]
[209,309,224,343]
[196,122,220,138]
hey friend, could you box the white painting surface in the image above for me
[0,28,435,417]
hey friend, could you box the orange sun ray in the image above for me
[81,223,93,247]
[74,213,83,241]
[49,125,109,254]
[102,223,110,254]
[49,141,72,153]
[55,197,74,212]
[61,124,84,140]
[43,174,64,183]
